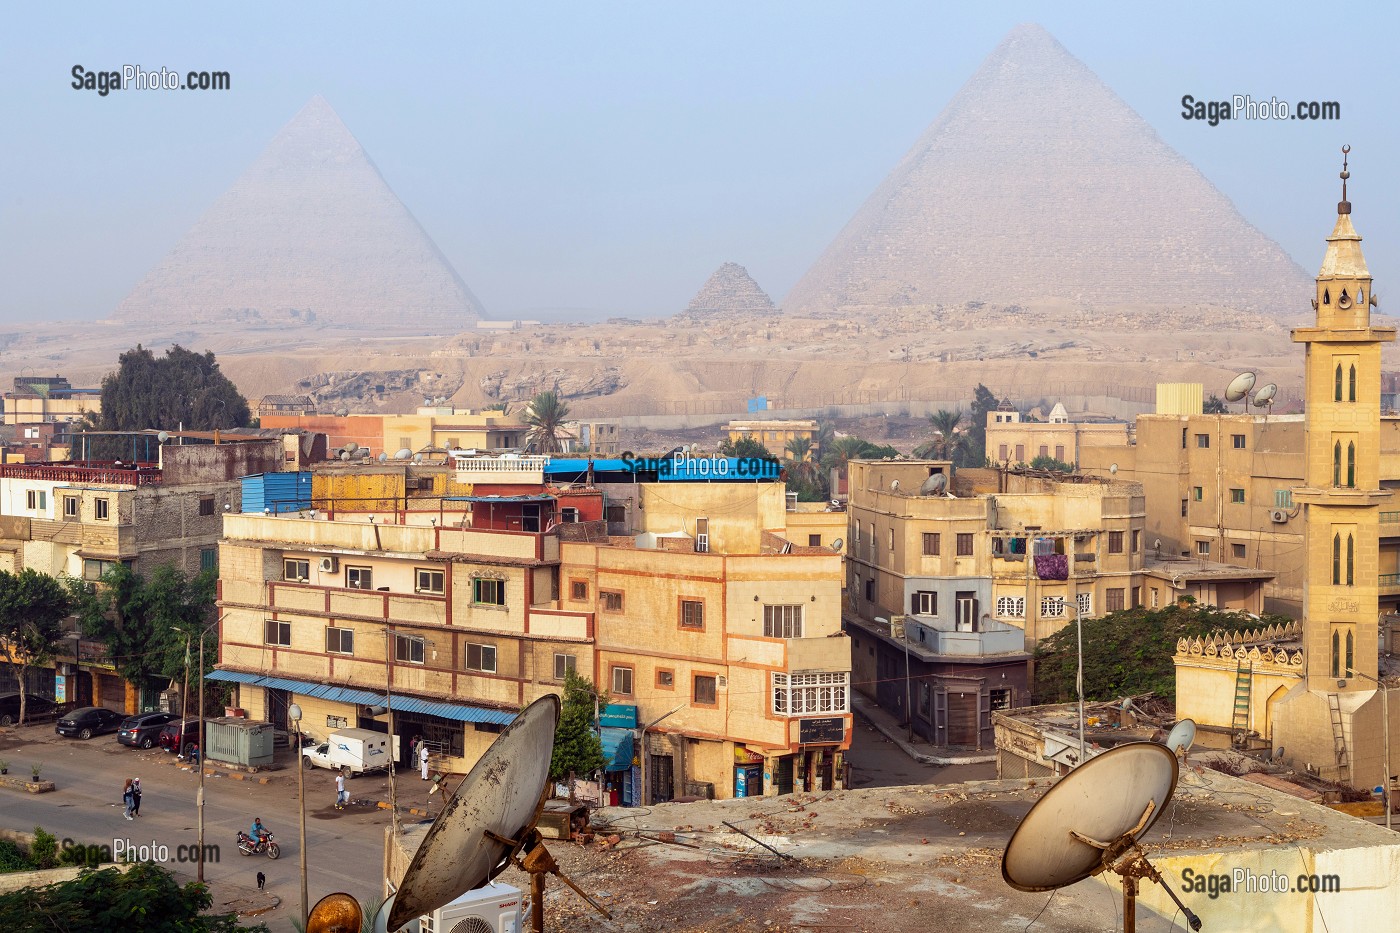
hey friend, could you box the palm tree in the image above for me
[915,409,968,462]
[812,422,836,460]
[784,437,812,462]
[821,435,871,474]
[523,390,570,453]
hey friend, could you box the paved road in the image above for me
[0,724,416,931]
[847,715,996,787]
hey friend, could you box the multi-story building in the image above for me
[213,455,851,802]
[985,402,1128,467]
[2,375,100,427]
[260,407,529,457]
[725,419,818,457]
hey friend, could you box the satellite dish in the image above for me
[413,453,424,463]
[306,892,363,932]
[1164,719,1197,756]
[831,537,844,552]
[370,895,418,933]
[395,447,414,460]
[346,442,359,453]
[1224,371,1256,403]
[890,479,900,492]
[157,431,170,444]
[384,694,609,932]
[1109,463,1118,475]
[918,473,948,496]
[339,450,351,461]
[1002,742,1202,930]
[1253,383,1277,405]
[335,407,350,417]
[378,452,389,462]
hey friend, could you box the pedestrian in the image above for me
[409,734,420,767]
[131,778,142,817]
[335,771,348,810]
[419,741,430,780]
[122,778,134,820]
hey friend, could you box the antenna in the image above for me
[1252,383,1277,419]
[1223,372,1256,413]
[1002,742,1203,930]
[1163,719,1197,758]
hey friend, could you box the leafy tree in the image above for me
[0,570,71,726]
[820,435,871,474]
[69,565,216,695]
[811,422,835,461]
[783,436,812,462]
[523,390,571,453]
[966,384,1002,464]
[1203,394,1228,414]
[914,409,970,463]
[549,671,606,791]
[92,345,250,433]
[0,862,269,932]
[1028,455,1075,472]
[719,434,774,460]
[1032,604,1294,704]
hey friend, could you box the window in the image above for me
[325,627,354,654]
[1232,543,1246,559]
[1232,434,1246,449]
[888,529,894,551]
[1192,487,1203,502]
[1196,434,1210,448]
[283,559,310,582]
[561,507,580,523]
[911,591,937,615]
[599,589,623,612]
[1334,532,1355,585]
[611,665,634,696]
[26,490,46,511]
[923,533,941,556]
[1106,588,1125,612]
[1275,490,1293,509]
[808,534,821,547]
[772,672,849,715]
[1150,587,1160,608]
[656,668,675,689]
[996,596,1025,618]
[553,653,576,680]
[999,444,1009,460]
[570,580,588,601]
[1230,488,1245,504]
[199,496,216,516]
[1335,363,1344,401]
[990,689,1012,711]
[1350,364,1357,402]
[63,496,78,519]
[762,604,804,638]
[465,643,497,673]
[693,675,718,706]
[1039,445,1049,459]
[1181,499,1188,517]
[1132,530,1141,552]
[415,568,445,594]
[394,635,425,664]
[1055,445,1065,462]
[473,578,505,606]
[694,517,709,553]
[200,548,217,573]
[1332,626,1356,678]
[956,533,974,556]
[264,619,291,647]
[865,577,873,601]
[346,566,373,590]
[680,599,705,630]
[95,498,110,520]
[1015,444,1025,461]
[1196,540,1210,556]
[1076,592,1092,617]
[1040,596,1065,618]
[1181,427,1188,449]
[1108,531,1124,554]
[82,557,126,581]
[956,594,976,628]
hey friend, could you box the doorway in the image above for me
[649,754,674,803]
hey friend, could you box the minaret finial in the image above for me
[1339,145,1351,215]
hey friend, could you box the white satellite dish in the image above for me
[157,431,170,444]
[1002,742,1201,930]
[346,442,360,453]
[413,453,424,463]
[1164,719,1197,756]
[395,448,414,460]
[890,479,900,492]
[1224,371,1256,404]
[1253,383,1277,406]
[1109,463,1118,475]
[339,451,351,461]
[831,537,844,552]
[918,473,948,496]
[378,452,389,463]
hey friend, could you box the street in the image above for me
[847,715,996,787]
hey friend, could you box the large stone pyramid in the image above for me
[684,262,777,315]
[784,24,1310,317]
[114,96,483,325]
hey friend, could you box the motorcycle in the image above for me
[236,830,281,859]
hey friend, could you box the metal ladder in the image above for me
[1231,662,1253,736]
[1328,693,1349,767]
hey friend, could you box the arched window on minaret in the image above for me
[1324,288,1331,305]
[1359,287,1366,305]
[1347,442,1356,487]
[1346,630,1355,676]
[1332,533,1342,584]
[1332,629,1341,677]
[1335,364,1344,401]
[1349,365,1357,402]
[1347,533,1355,585]
[1333,441,1342,486]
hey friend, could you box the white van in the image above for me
[301,728,397,777]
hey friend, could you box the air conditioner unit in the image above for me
[319,556,338,573]
[1269,509,1289,524]
[421,881,522,933]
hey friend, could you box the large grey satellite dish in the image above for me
[1224,371,1256,404]
[1002,742,1202,930]
[831,537,844,552]
[919,473,948,496]
[395,448,414,460]
[1164,719,1197,756]
[1253,383,1277,406]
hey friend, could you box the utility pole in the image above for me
[384,627,400,836]
[197,624,207,881]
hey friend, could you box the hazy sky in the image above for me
[4,2,1398,323]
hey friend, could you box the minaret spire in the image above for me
[1339,145,1351,215]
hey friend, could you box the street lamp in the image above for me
[1075,606,1086,766]
[1348,669,1392,832]
[288,702,308,927]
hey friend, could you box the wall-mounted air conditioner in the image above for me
[1269,509,1289,524]
[420,881,522,933]
[319,556,338,573]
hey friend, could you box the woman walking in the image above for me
[131,778,142,817]
[122,779,135,820]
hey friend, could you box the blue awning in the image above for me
[385,694,516,727]
[600,727,634,772]
[206,670,515,726]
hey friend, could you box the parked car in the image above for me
[157,719,204,756]
[301,727,395,777]
[117,711,180,749]
[55,706,125,740]
[0,693,58,727]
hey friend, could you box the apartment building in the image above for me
[2,375,100,427]
[984,402,1128,466]
[260,407,528,457]
[725,419,819,457]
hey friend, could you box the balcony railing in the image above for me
[1382,512,1400,524]
[1381,573,1400,588]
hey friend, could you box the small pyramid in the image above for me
[785,24,1309,316]
[684,262,777,315]
[114,96,483,325]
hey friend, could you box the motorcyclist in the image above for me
[249,817,269,847]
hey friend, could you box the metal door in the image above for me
[649,754,674,803]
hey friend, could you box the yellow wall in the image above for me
[638,482,788,554]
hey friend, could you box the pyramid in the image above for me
[684,262,777,315]
[784,24,1310,317]
[114,96,483,325]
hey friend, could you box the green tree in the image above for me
[719,434,774,460]
[0,862,269,932]
[550,671,607,790]
[811,422,835,461]
[523,390,571,453]
[1028,454,1075,472]
[0,570,71,726]
[1203,394,1229,414]
[92,345,251,433]
[820,435,870,475]
[967,384,1001,464]
[914,409,970,463]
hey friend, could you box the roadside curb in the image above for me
[376,801,433,818]
[852,702,996,767]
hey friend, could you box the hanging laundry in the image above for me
[1035,553,1069,580]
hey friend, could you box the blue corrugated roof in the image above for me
[206,670,515,724]
[386,694,516,726]
[600,727,634,772]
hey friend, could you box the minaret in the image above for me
[1292,147,1395,693]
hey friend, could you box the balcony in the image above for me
[1381,572,1400,594]
[905,617,1025,656]
[453,456,547,485]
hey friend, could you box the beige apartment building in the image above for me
[2,375,100,427]
[725,419,818,457]
[985,402,1128,466]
